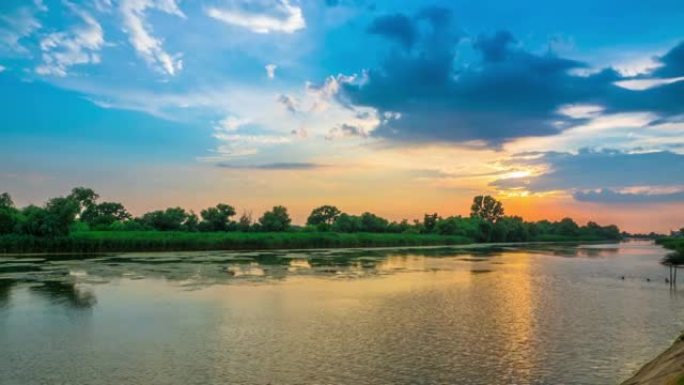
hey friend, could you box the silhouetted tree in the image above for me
[306,205,341,228]
[199,204,236,231]
[470,195,504,223]
[81,202,131,228]
[259,206,291,231]
[140,207,194,231]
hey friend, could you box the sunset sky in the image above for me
[1,0,684,232]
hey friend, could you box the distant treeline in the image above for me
[0,188,621,246]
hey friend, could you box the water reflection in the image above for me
[29,280,97,309]
[1,242,683,385]
[0,278,14,308]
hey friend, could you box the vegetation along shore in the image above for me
[0,187,622,254]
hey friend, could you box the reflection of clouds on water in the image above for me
[0,243,639,294]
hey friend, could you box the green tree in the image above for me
[19,197,80,237]
[359,212,389,232]
[331,213,361,232]
[237,211,253,232]
[68,187,99,213]
[259,205,291,232]
[81,202,131,228]
[199,204,236,231]
[306,205,341,228]
[0,192,13,208]
[470,195,504,223]
[555,217,579,236]
[422,213,439,233]
[140,207,193,231]
[0,193,19,234]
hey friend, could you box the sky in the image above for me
[1,0,684,233]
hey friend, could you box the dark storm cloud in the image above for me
[491,149,684,201]
[337,7,684,145]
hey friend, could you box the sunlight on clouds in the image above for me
[615,76,684,90]
[120,0,185,76]
[206,0,305,34]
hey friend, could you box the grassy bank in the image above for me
[0,231,475,254]
[656,237,684,253]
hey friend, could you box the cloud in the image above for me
[0,0,46,54]
[653,41,684,78]
[206,0,305,34]
[120,0,185,76]
[330,7,684,146]
[35,3,104,77]
[325,123,367,140]
[277,93,299,113]
[0,65,5,72]
[574,189,684,203]
[491,149,684,202]
[214,115,250,132]
[367,13,416,49]
[216,162,323,170]
[265,63,277,79]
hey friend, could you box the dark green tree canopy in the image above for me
[81,202,131,228]
[470,195,504,223]
[259,205,291,232]
[68,187,99,212]
[0,192,14,209]
[140,207,194,231]
[306,205,341,226]
[200,204,236,232]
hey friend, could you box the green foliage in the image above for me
[0,193,20,235]
[470,195,504,223]
[237,211,253,232]
[258,206,291,232]
[422,213,439,233]
[139,207,194,231]
[359,212,389,232]
[0,231,473,253]
[68,187,99,213]
[18,197,80,237]
[0,188,625,252]
[331,213,362,232]
[81,202,131,228]
[306,205,341,227]
[199,204,236,232]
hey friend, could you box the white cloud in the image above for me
[615,76,684,91]
[0,0,46,54]
[35,3,104,77]
[206,0,305,34]
[265,63,277,79]
[215,116,250,132]
[120,0,185,76]
[0,65,5,72]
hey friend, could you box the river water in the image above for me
[1,241,682,385]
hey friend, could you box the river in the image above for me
[1,241,682,384]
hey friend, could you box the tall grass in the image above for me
[0,231,474,254]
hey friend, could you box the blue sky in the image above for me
[1,0,684,231]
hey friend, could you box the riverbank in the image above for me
[0,230,617,254]
[620,333,684,385]
[0,231,473,254]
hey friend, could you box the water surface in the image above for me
[1,242,682,385]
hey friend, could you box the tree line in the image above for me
[0,188,621,242]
